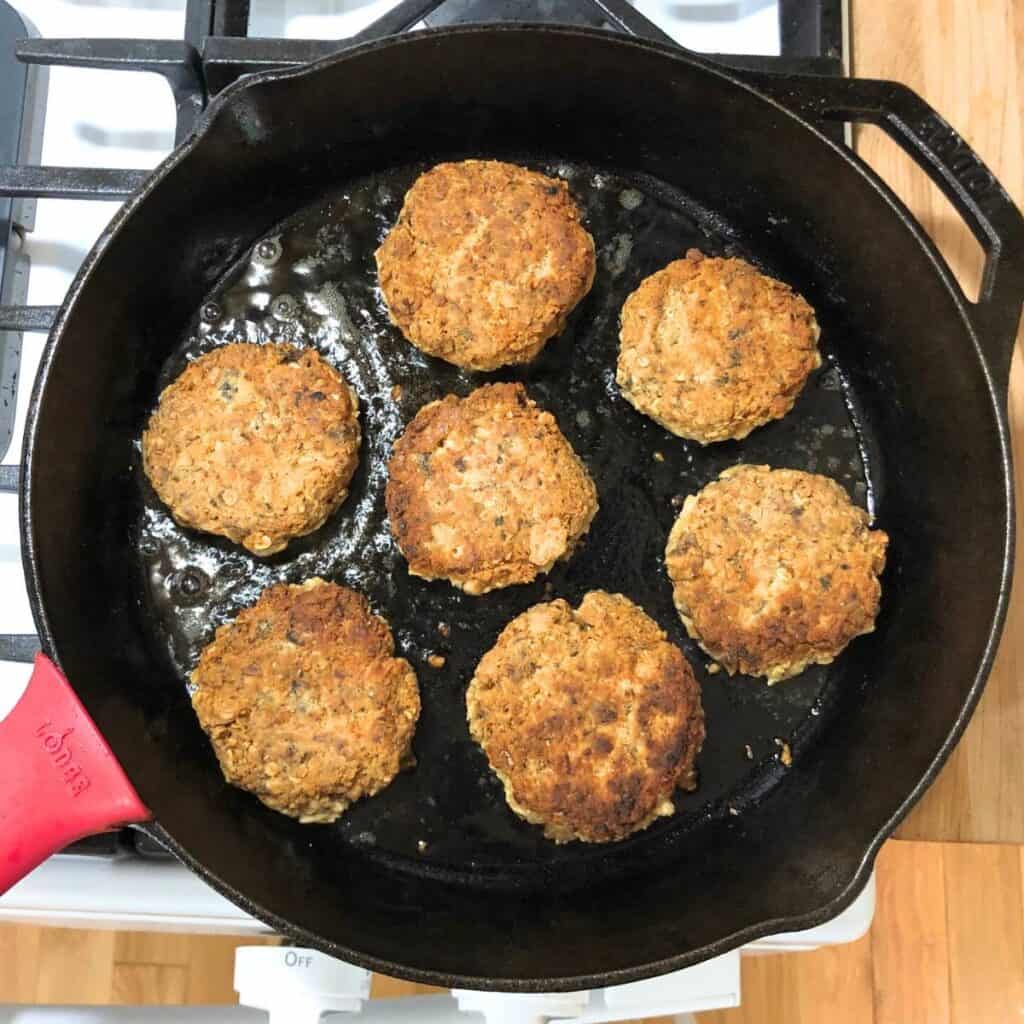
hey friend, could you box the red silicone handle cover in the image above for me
[0,654,151,892]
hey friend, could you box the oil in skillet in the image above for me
[136,159,879,881]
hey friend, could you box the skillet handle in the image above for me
[0,654,151,892]
[746,74,1024,393]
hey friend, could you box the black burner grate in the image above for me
[0,1,44,463]
[0,0,844,860]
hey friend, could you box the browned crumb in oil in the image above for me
[427,653,446,669]
[774,738,793,767]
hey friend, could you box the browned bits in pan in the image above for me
[775,738,794,767]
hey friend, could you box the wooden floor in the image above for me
[1,839,1022,1022]
[0,927,280,1006]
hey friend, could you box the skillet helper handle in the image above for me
[750,74,1024,392]
[0,654,151,892]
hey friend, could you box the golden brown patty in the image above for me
[665,465,888,683]
[466,591,705,843]
[191,578,420,823]
[617,250,821,443]
[375,160,596,371]
[142,343,360,556]
[386,383,598,595]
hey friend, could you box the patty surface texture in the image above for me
[191,578,420,822]
[386,382,598,594]
[142,343,360,556]
[466,590,705,843]
[665,464,888,682]
[617,250,820,443]
[376,160,596,370]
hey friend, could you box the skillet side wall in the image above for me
[23,30,1009,986]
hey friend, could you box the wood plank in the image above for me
[184,934,279,1004]
[0,923,43,1003]
[0,924,281,1005]
[371,974,447,997]
[871,840,951,1024]
[943,844,1024,1022]
[793,936,875,1024]
[698,950,797,1024]
[697,934,874,1024]
[110,963,188,1005]
[113,930,194,967]
[853,0,1024,845]
[32,926,116,1005]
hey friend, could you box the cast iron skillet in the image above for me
[1,14,1023,992]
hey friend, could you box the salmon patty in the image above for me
[665,465,888,682]
[376,160,596,370]
[386,383,598,595]
[617,250,820,443]
[142,343,360,556]
[191,578,420,822]
[466,591,705,843]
